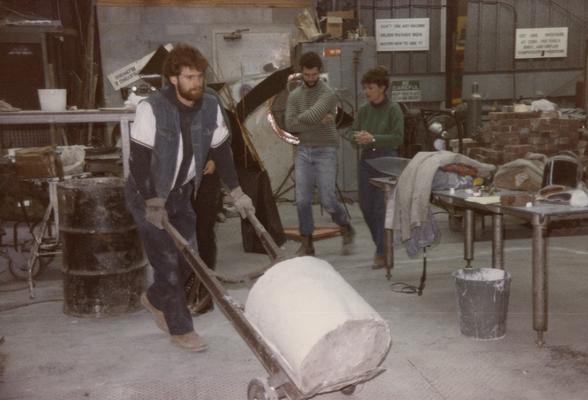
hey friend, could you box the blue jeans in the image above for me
[295,145,348,236]
[125,175,197,335]
[359,148,397,256]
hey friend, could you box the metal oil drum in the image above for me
[58,177,146,317]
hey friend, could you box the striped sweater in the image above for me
[285,79,338,147]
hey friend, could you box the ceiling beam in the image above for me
[97,0,312,7]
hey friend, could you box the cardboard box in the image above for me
[327,10,355,19]
[15,146,63,179]
[325,10,357,39]
[326,16,343,38]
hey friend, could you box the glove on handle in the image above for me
[230,187,255,219]
[145,197,168,230]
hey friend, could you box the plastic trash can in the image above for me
[453,267,511,340]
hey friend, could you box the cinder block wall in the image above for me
[467,112,584,165]
[97,5,303,106]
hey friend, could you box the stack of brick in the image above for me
[467,111,584,165]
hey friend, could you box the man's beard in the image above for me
[304,80,318,88]
[177,85,203,102]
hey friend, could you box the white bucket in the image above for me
[38,89,67,112]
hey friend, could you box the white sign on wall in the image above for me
[107,44,173,90]
[390,80,421,102]
[515,27,568,59]
[375,18,430,52]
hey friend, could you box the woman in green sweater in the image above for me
[346,66,404,268]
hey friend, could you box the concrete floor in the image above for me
[1,202,588,400]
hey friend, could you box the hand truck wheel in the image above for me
[247,378,279,400]
[7,228,55,280]
[6,248,42,280]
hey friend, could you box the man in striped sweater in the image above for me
[285,51,354,256]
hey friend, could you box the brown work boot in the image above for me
[140,292,169,333]
[372,255,386,270]
[340,224,355,255]
[171,331,208,352]
[296,235,315,256]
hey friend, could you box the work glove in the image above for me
[145,197,168,230]
[230,186,255,219]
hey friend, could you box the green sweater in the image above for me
[344,98,404,150]
[285,80,338,147]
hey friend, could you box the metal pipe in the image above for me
[584,39,588,119]
[384,228,394,280]
[352,49,361,113]
[49,181,59,242]
[532,214,548,347]
[445,1,456,106]
[440,0,447,73]
[120,117,131,178]
[492,213,504,269]
[464,208,474,267]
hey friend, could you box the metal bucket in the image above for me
[58,177,146,317]
[453,267,511,340]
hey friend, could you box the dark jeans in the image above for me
[358,148,397,257]
[193,172,221,270]
[184,172,222,312]
[125,176,196,335]
[295,145,349,236]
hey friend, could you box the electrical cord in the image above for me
[388,209,452,295]
[390,281,421,294]
[334,94,354,130]
[389,246,428,296]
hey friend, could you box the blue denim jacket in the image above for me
[145,88,218,199]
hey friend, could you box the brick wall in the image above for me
[467,111,584,165]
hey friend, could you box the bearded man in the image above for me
[124,43,254,351]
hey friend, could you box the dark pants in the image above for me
[193,172,221,269]
[125,176,196,335]
[184,172,221,313]
[358,148,397,257]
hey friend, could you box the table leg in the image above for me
[384,228,394,280]
[464,209,474,268]
[532,214,548,347]
[382,186,395,280]
[492,214,504,269]
[49,181,59,242]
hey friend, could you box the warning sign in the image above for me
[375,18,429,52]
[390,80,421,102]
[515,27,568,59]
[107,44,173,90]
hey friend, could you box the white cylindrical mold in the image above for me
[245,256,391,394]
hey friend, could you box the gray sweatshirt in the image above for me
[285,79,338,147]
